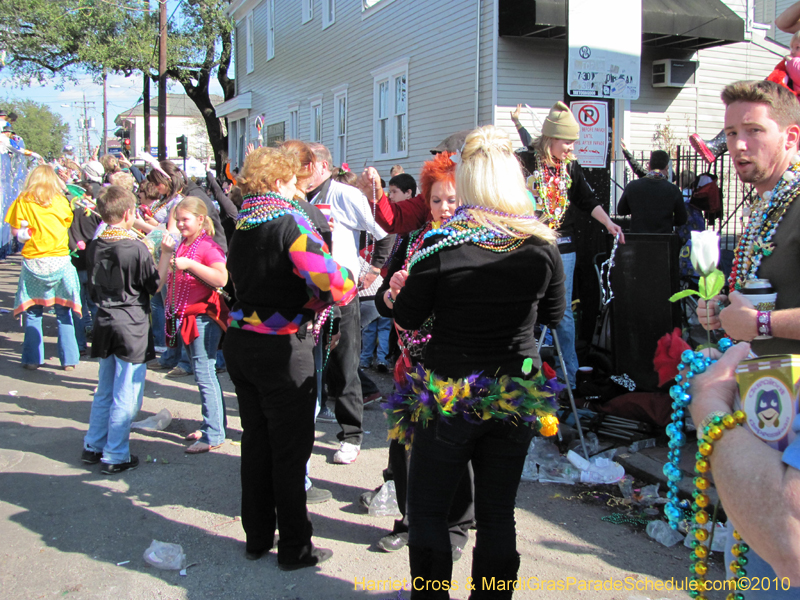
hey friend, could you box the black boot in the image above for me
[409,544,454,600]
[689,130,727,164]
[468,551,521,600]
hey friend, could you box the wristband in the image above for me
[698,410,731,433]
[756,310,772,337]
[386,290,396,304]
[369,266,381,274]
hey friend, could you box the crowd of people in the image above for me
[5,77,800,595]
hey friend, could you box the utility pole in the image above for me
[77,94,96,162]
[158,0,167,160]
[102,68,108,157]
[143,0,151,156]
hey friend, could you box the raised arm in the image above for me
[776,1,800,33]
[357,167,429,234]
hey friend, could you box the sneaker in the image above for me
[376,532,408,552]
[363,392,383,407]
[278,546,333,571]
[216,366,227,374]
[166,366,191,378]
[306,485,332,504]
[316,405,337,423]
[333,441,360,464]
[359,361,372,370]
[147,359,170,370]
[100,455,139,475]
[376,361,389,373]
[81,449,102,464]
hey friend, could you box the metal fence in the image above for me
[0,153,32,258]
[609,146,756,252]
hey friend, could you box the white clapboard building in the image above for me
[218,0,791,185]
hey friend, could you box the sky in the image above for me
[0,71,225,148]
[0,0,227,149]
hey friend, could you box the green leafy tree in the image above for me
[0,0,234,170]
[0,100,70,159]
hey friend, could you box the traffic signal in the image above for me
[123,138,131,158]
[176,135,188,159]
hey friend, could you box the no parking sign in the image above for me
[570,101,607,169]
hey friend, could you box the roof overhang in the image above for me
[499,0,745,51]
[215,92,252,120]
[226,0,264,22]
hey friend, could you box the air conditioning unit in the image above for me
[652,59,698,88]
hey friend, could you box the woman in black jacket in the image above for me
[387,126,565,599]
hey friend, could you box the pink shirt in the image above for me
[176,234,226,306]
[786,56,800,88]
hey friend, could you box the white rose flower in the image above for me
[690,230,720,277]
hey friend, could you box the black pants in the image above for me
[388,439,474,549]
[324,301,363,444]
[407,416,533,599]
[224,327,316,564]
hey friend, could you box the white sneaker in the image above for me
[333,441,361,464]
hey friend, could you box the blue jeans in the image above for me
[555,251,579,388]
[150,290,166,348]
[23,304,80,368]
[407,415,533,598]
[158,343,193,373]
[73,270,97,352]
[84,356,146,464]
[185,315,226,446]
[360,301,392,367]
[306,341,324,491]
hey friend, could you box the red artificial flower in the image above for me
[541,361,557,381]
[341,163,350,172]
[653,327,691,388]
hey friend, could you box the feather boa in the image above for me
[383,363,563,448]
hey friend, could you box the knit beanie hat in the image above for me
[541,101,579,141]
[82,161,105,183]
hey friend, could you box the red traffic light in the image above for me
[124,139,131,147]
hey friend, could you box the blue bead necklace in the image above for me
[663,337,733,529]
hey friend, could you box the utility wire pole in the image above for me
[102,68,108,157]
[143,0,151,156]
[158,0,167,160]
[76,94,96,162]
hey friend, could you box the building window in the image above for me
[266,0,275,60]
[302,0,313,23]
[332,85,348,165]
[322,0,335,29]
[266,122,285,147]
[372,58,409,160]
[288,103,299,139]
[309,95,323,143]
[245,13,254,74]
[362,0,396,13]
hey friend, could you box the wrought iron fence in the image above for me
[609,146,757,252]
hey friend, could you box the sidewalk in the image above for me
[0,254,721,599]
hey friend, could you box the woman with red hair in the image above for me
[369,152,473,560]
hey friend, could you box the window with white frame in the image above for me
[266,0,275,60]
[362,0,396,13]
[288,103,299,139]
[309,95,323,143]
[302,0,313,23]
[372,58,408,160]
[322,0,335,29]
[245,13,254,73]
[332,85,348,165]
